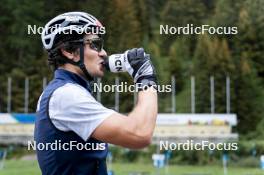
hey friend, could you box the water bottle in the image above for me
[103,53,127,73]
[104,52,148,73]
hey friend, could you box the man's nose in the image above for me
[98,49,107,57]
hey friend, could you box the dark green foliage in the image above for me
[0,0,263,137]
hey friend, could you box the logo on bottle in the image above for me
[114,54,123,72]
[106,54,126,73]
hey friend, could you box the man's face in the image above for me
[82,34,107,77]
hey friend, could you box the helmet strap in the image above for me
[78,45,94,81]
[62,44,94,81]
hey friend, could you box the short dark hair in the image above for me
[47,34,84,70]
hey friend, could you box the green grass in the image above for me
[0,159,263,175]
[0,159,40,175]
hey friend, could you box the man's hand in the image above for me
[124,48,157,89]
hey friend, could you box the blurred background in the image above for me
[0,0,263,174]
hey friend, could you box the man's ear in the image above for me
[61,48,74,60]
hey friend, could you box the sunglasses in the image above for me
[69,38,104,52]
[83,38,104,52]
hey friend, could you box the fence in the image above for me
[1,76,231,114]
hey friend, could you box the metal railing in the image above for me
[1,76,231,114]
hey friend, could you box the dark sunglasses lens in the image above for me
[90,39,103,51]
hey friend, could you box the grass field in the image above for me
[0,159,263,175]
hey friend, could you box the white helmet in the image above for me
[41,11,103,50]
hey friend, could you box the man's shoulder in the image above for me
[57,82,87,91]
[52,82,92,100]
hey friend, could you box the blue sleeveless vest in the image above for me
[34,69,108,175]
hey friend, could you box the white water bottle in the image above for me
[104,53,127,73]
[104,52,148,73]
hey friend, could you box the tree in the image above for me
[193,34,235,113]
[104,0,141,53]
[231,4,264,135]
[0,0,46,112]
[160,0,207,54]
[241,0,264,85]
[168,38,189,92]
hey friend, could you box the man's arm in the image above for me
[92,48,158,149]
[91,87,157,149]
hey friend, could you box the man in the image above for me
[35,11,157,175]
